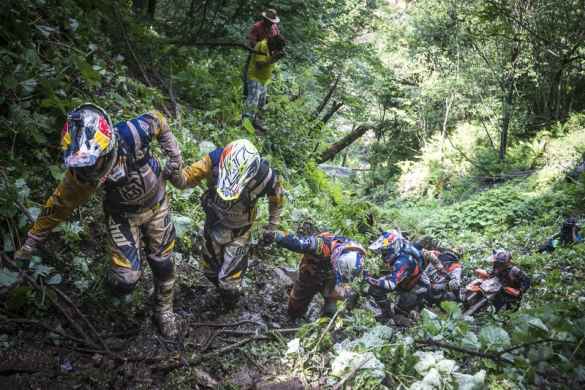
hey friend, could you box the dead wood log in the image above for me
[318,123,383,164]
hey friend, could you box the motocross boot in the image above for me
[153,278,177,338]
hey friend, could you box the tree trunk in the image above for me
[314,75,340,117]
[321,101,344,125]
[499,80,513,161]
[318,124,379,163]
[147,0,157,20]
[441,94,453,162]
[133,0,146,15]
[499,44,519,161]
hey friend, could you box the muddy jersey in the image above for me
[26,111,182,244]
[274,232,366,281]
[421,250,463,288]
[169,147,284,229]
[103,112,181,212]
[376,247,440,291]
[492,265,531,294]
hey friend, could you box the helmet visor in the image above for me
[62,106,114,169]
[216,141,260,201]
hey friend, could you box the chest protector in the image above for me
[103,133,163,213]
[203,159,274,229]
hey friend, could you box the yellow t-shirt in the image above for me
[248,39,273,85]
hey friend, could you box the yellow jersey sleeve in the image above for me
[29,170,97,240]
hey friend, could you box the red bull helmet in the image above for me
[61,103,117,181]
[217,139,261,201]
[369,229,404,264]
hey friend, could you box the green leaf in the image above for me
[421,308,441,336]
[0,268,19,287]
[526,317,549,332]
[47,274,63,285]
[479,326,511,350]
[15,179,30,202]
[49,165,65,182]
[440,300,461,319]
[243,117,256,135]
[461,331,480,350]
[172,215,193,239]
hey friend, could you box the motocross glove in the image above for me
[448,278,461,291]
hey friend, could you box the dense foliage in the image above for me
[1,0,585,388]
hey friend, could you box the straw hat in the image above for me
[262,8,280,23]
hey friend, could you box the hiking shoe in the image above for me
[155,310,178,338]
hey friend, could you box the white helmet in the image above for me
[334,250,365,283]
[217,139,261,201]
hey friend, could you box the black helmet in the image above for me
[491,249,511,267]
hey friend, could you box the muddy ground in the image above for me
[0,245,315,390]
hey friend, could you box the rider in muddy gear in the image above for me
[366,230,451,316]
[263,231,366,318]
[418,249,463,303]
[539,217,583,253]
[488,249,531,310]
[14,104,183,337]
[168,139,283,302]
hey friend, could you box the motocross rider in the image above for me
[263,230,366,318]
[487,249,531,310]
[539,217,583,253]
[366,230,449,315]
[419,249,463,302]
[14,104,183,337]
[167,139,284,303]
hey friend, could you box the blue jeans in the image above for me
[244,79,267,119]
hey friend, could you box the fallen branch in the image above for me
[154,334,271,374]
[201,330,220,352]
[212,328,300,337]
[416,339,510,363]
[0,318,87,345]
[169,40,261,54]
[14,199,35,224]
[100,329,141,339]
[333,356,372,390]
[190,320,264,328]
[311,306,343,355]
[51,286,112,354]
[200,327,299,351]
[499,338,576,355]
[1,253,97,350]
[318,122,388,163]
[416,337,576,364]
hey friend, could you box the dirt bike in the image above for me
[462,269,520,316]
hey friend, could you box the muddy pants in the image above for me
[202,224,251,291]
[288,255,339,318]
[106,198,176,314]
